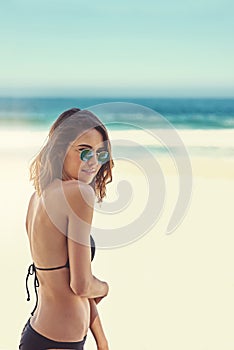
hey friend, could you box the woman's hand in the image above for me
[93,281,109,304]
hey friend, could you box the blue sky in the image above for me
[0,0,233,97]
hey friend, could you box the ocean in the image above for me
[0,97,234,158]
[0,97,234,129]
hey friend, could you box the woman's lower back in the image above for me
[30,272,90,342]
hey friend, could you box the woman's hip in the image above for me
[19,319,87,350]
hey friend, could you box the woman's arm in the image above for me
[66,183,109,298]
[89,298,109,350]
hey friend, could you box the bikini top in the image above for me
[26,236,95,316]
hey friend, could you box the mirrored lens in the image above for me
[97,151,109,164]
[80,149,94,162]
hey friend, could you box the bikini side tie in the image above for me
[25,263,39,316]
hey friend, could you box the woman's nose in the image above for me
[87,152,99,166]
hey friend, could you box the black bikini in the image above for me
[19,236,95,350]
[19,320,87,350]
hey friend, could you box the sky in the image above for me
[0,0,234,97]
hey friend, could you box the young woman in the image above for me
[19,108,114,350]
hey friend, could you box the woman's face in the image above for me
[63,129,104,184]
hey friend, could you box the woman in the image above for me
[19,108,114,350]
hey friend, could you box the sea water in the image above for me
[0,97,234,158]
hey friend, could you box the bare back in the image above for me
[26,180,91,342]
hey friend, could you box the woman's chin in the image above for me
[78,175,95,184]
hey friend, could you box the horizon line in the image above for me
[0,95,234,99]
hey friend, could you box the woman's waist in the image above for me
[31,297,90,341]
[38,289,90,312]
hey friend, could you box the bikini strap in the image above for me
[35,261,69,271]
[25,263,39,316]
[25,261,69,315]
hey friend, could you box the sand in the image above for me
[0,141,234,349]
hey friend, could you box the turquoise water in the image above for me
[0,97,234,129]
[0,97,233,158]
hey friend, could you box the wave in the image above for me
[0,97,234,130]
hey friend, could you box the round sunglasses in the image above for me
[78,148,110,165]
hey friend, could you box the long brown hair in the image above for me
[30,108,114,202]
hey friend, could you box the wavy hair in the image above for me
[30,108,114,202]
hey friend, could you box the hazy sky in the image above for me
[0,0,233,97]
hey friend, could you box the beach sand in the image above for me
[0,145,234,349]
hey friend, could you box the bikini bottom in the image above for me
[19,318,87,350]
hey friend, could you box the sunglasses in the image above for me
[79,148,110,165]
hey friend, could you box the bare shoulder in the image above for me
[62,180,95,211]
[41,180,95,224]
[26,191,37,215]
[25,192,36,231]
[28,191,37,205]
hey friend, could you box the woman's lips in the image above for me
[82,169,97,174]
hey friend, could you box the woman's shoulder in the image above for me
[44,179,95,213]
[62,180,95,211]
[26,191,38,217]
[63,180,95,199]
[28,191,37,203]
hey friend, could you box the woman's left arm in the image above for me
[89,298,109,350]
